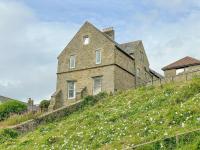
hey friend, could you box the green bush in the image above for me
[0,111,42,127]
[0,129,19,144]
[39,100,50,112]
[82,92,108,106]
[0,100,27,121]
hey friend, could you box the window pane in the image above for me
[68,82,75,99]
[69,90,74,98]
[68,82,74,90]
[96,50,101,64]
[93,77,102,95]
[83,36,89,45]
[70,56,75,68]
[176,68,184,75]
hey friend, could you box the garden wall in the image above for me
[9,100,83,133]
[146,69,200,87]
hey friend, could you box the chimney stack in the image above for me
[102,27,115,41]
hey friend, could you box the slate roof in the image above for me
[119,41,141,55]
[162,56,200,71]
[149,69,164,79]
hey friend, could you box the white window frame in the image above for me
[95,50,101,64]
[69,55,76,69]
[93,76,102,95]
[83,35,90,45]
[68,81,76,99]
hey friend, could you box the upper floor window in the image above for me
[83,35,90,45]
[96,50,101,64]
[69,55,76,69]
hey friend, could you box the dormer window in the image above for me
[83,35,90,45]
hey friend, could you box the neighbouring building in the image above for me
[49,21,162,110]
[27,98,39,112]
[162,56,200,78]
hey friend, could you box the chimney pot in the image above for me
[102,27,115,41]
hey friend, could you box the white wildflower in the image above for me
[150,117,153,121]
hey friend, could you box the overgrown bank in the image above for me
[0,78,200,149]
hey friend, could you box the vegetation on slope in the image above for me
[0,111,42,129]
[0,78,200,149]
[0,100,27,121]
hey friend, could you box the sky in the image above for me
[0,0,200,103]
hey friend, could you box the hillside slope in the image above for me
[0,78,200,149]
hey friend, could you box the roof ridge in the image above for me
[120,40,142,45]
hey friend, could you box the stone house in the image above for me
[49,21,161,110]
[162,56,200,78]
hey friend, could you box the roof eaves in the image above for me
[149,68,164,79]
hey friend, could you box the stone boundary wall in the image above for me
[125,128,200,149]
[9,100,83,133]
[146,69,200,87]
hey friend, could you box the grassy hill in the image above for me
[0,96,13,104]
[0,78,200,149]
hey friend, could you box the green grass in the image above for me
[0,111,42,128]
[0,78,200,150]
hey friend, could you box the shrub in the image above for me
[39,100,50,112]
[82,92,108,106]
[0,129,19,144]
[0,100,27,121]
[0,111,42,127]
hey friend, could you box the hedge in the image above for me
[0,100,27,121]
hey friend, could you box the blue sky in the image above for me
[0,0,200,103]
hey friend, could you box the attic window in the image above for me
[83,35,90,45]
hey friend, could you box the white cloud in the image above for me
[115,1,200,74]
[0,0,200,103]
[0,1,79,103]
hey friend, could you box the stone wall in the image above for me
[147,69,200,86]
[185,65,200,72]
[10,101,83,133]
[57,22,115,74]
[52,22,138,108]
[114,47,135,74]
[164,65,200,78]
[114,65,135,91]
[57,65,115,105]
[164,69,176,78]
